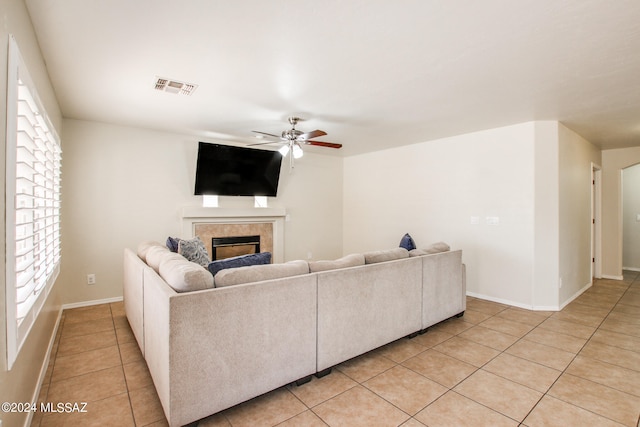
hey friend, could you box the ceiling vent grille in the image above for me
[154,77,198,96]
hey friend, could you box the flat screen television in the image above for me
[194,142,283,197]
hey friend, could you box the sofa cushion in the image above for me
[137,241,165,263]
[363,247,409,264]
[308,253,365,273]
[159,256,214,292]
[399,233,417,251]
[208,252,272,276]
[409,242,451,256]
[145,245,172,272]
[214,260,310,288]
[178,237,210,267]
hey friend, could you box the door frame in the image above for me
[591,163,602,279]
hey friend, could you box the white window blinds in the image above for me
[6,35,62,368]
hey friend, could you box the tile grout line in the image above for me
[39,281,640,427]
[109,302,140,427]
[518,279,635,426]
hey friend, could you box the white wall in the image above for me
[558,124,602,304]
[343,121,601,310]
[60,119,343,304]
[0,1,64,425]
[344,122,537,307]
[623,163,640,270]
[532,122,560,309]
[602,147,640,278]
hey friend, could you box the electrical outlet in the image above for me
[87,274,96,285]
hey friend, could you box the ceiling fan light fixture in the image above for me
[278,145,290,156]
[293,144,304,159]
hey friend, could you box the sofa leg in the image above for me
[455,311,465,318]
[295,375,312,386]
[406,331,419,339]
[315,368,332,378]
[419,328,429,335]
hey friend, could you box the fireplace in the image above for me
[211,235,261,260]
[181,207,286,263]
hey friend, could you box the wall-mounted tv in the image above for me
[194,142,283,197]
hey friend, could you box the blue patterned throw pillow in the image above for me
[208,252,272,276]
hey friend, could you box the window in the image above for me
[5,35,62,368]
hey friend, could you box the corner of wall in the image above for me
[532,121,560,308]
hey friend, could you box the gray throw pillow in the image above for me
[178,237,210,267]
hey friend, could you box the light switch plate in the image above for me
[486,216,500,225]
[637,213,640,222]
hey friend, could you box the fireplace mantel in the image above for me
[181,207,286,220]
[181,207,286,263]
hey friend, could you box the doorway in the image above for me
[592,164,602,279]
[622,163,640,272]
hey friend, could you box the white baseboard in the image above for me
[601,274,624,280]
[559,281,592,310]
[61,296,123,310]
[468,280,594,312]
[622,267,640,272]
[466,292,560,311]
[25,308,63,427]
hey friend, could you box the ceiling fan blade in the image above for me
[299,129,327,140]
[305,140,342,149]
[247,140,282,147]
[252,130,282,139]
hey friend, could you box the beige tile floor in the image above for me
[31,272,640,427]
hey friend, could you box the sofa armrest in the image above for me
[123,248,146,355]
[142,268,174,421]
[421,249,465,329]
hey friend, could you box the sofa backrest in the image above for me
[214,259,310,287]
[308,253,365,273]
[363,247,409,264]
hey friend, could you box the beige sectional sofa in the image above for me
[124,243,465,427]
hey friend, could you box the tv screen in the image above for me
[194,142,283,197]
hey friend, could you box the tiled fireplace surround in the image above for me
[181,207,286,262]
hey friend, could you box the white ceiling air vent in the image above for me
[154,77,198,96]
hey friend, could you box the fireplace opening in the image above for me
[212,235,261,260]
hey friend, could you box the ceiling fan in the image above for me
[250,116,342,168]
